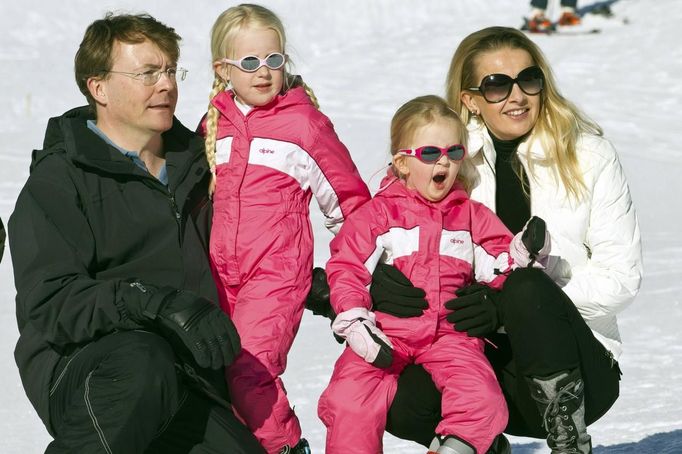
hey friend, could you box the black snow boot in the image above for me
[526,368,592,453]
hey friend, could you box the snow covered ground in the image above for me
[1,0,681,452]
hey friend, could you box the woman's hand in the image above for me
[445,283,502,337]
[370,264,428,317]
[304,264,429,320]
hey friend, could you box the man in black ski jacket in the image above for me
[8,13,264,454]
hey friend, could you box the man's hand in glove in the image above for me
[445,283,502,337]
[370,263,428,318]
[121,282,241,370]
[304,267,336,320]
[332,307,393,368]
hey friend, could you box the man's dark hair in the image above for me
[74,12,182,109]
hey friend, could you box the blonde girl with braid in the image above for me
[197,4,370,453]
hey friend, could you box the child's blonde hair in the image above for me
[390,95,474,192]
[446,26,602,200]
[204,4,319,193]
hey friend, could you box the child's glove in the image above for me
[510,216,551,268]
[332,307,393,368]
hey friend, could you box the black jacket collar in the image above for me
[33,106,208,192]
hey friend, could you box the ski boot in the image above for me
[522,14,555,33]
[279,438,311,454]
[526,368,592,453]
[427,435,474,454]
[428,433,510,454]
[557,10,582,26]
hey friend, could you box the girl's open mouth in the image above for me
[433,174,446,184]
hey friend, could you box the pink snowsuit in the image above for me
[318,178,511,454]
[198,87,370,453]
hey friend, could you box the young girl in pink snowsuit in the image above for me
[198,5,370,453]
[318,96,547,454]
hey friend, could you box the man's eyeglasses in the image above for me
[218,52,287,72]
[104,67,188,86]
[467,66,544,103]
[397,144,467,163]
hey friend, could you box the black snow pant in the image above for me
[385,268,622,447]
[45,330,265,454]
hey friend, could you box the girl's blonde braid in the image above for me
[287,74,320,109]
[204,76,227,197]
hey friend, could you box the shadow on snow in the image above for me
[577,0,621,16]
[511,429,682,454]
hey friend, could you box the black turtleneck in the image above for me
[491,132,530,235]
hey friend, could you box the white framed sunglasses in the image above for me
[218,52,287,72]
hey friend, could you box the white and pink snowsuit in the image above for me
[318,179,512,454]
[198,87,370,453]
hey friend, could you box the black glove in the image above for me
[445,283,502,337]
[522,216,547,261]
[370,263,428,318]
[122,282,241,370]
[304,267,336,320]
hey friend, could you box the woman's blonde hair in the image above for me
[204,4,318,194]
[390,95,474,192]
[446,26,602,200]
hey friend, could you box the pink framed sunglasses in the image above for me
[397,144,467,163]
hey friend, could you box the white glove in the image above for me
[510,216,551,268]
[332,307,393,368]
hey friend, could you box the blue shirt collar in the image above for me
[87,120,168,186]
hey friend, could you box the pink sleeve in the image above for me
[469,201,515,289]
[307,117,371,234]
[326,201,385,313]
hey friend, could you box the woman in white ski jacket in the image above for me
[335,26,643,454]
[466,119,640,360]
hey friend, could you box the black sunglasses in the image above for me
[468,66,544,103]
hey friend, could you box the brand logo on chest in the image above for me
[259,148,275,154]
[450,238,465,244]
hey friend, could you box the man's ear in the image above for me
[392,154,409,179]
[87,76,107,106]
